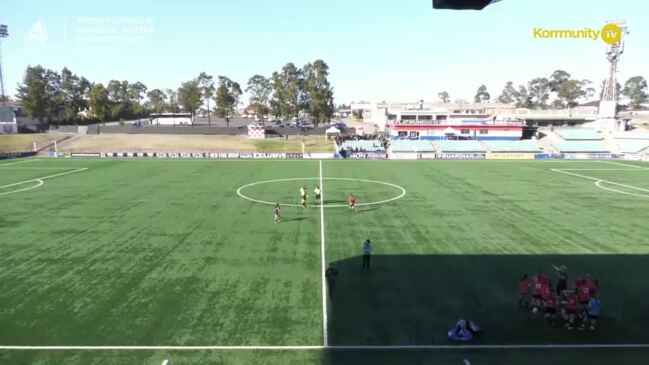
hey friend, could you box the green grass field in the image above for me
[1,158,649,365]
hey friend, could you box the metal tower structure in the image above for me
[599,20,628,118]
[0,24,8,107]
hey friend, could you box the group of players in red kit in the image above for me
[273,186,356,223]
[519,266,601,330]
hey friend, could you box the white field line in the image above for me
[0,179,44,196]
[0,168,89,190]
[595,180,649,199]
[161,360,169,365]
[319,160,328,347]
[0,167,87,170]
[4,344,649,350]
[600,161,649,169]
[236,177,406,208]
[0,158,38,167]
[551,169,649,193]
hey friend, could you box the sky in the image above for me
[2,0,648,105]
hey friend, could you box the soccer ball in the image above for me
[532,307,538,314]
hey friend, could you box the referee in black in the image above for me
[325,264,338,300]
[362,239,373,270]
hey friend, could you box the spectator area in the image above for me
[433,140,486,152]
[340,140,385,152]
[615,140,649,153]
[389,140,434,152]
[553,141,610,153]
[555,129,603,140]
[482,140,542,152]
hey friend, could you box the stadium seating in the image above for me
[433,140,486,152]
[615,140,649,153]
[340,140,385,152]
[389,140,434,152]
[553,141,610,153]
[482,140,542,152]
[555,129,603,140]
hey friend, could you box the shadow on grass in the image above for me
[323,254,649,364]
[282,217,308,222]
[357,207,379,213]
[322,199,345,204]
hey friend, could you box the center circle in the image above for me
[236,177,406,208]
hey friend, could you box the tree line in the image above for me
[437,70,648,109]
[15,59,335,127]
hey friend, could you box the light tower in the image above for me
[0,24,8,107]
[596,20,628,132]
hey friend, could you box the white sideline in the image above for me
[0,158,37,167]
[600,161,649,169]
[551,169,649,194]
[319,160,328,347]
[0,168,89,190]
[3,344,649,350]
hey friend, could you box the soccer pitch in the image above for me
[1,158,649,365]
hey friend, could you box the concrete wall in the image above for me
[82,125,356,136]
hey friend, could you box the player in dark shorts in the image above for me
[553,264,568,297]
[314,185,321,202]
[325,264,338,299]
[300,185,307,208]
[274,203,281,223]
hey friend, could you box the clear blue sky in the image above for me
[2,0,648,105]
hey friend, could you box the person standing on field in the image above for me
[314,185,321,203]
[362,239,373,270]
[300,185,307,208]
[325,264,338,300]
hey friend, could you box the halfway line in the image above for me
[319,160,328,347]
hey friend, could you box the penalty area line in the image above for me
[3,344,649,351]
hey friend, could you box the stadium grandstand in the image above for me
[612,132,649,153]
[553,141,610,153]
[433,139,486,152]
[339,140,385,152]
[481,140,542,152]
[389,139,435,152]
[554,129,604,140]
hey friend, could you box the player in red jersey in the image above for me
[274,203,281,223]
[518,274,530,308]
[543,291,558,323]
[348,194,356,211]
[576,277,591,307]
[562,290,579,330]
[585,274,599,297]
[530,270,545,312]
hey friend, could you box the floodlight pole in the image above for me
[0,25,8,107]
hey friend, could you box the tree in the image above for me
[527,77,551,109]
[474,85,490,103]
[622,76,648,109]
[146,89,167,113]
[514,85,531,108]
[438,91,450,103]
[272,63,304,121]
[556,79,594,108]
[302,60,334,127]
[496,81,516,104]
[60,67,80,122]
[214,76,242,127]
[127,81,147,105]
[246,74,272,123]
[89,83,110,122]
[197,72,215,125]
[16,65,50,120]
[177,79,202,120]
[165,88,180,112]
[549,70,571,92]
